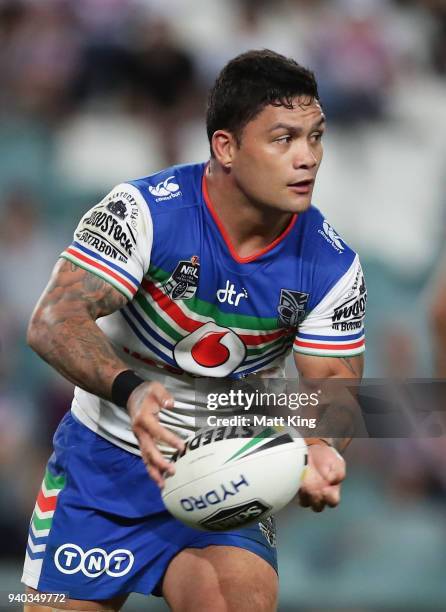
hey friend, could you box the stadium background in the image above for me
[0,0,445,609]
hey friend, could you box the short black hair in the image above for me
[206,49,320,155]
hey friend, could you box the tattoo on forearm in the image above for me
[312,401,358,453]
[28,259,129,398]
[340,357,359,376]
[297,353,364,454]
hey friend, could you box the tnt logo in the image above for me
[54,543,134,578]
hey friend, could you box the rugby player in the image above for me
[23,50,365,611]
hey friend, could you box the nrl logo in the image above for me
[164,256,200,300]
[277,289,309,328]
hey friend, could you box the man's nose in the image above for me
[292,141,318,169]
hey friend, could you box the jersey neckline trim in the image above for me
[202,169,298,264]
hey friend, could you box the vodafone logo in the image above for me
[54,543,134,578]
[174,322,246,376]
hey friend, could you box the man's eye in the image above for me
[311,132,323,142]
[276,135,292,144]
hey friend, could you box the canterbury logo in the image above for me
[148,176,180,198]
[321,220,344,252]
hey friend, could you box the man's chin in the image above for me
[260,194,312,214]
[283,195,312,214]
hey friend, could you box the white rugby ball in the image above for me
[161,424,307,531]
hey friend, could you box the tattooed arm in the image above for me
[294,352,364,452]
[292,352,364,512]
[28,258,184,485]
[27,258,130,398]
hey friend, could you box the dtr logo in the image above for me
[54,544,134,578]
[216,281,248,306]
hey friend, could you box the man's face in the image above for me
[230,97,325,213]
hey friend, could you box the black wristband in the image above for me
[111,370,145,408]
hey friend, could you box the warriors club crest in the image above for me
[277,289,309,328]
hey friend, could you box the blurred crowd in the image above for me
[1,0,446,608]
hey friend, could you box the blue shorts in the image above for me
[22,412,277,601]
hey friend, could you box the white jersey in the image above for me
[61,163,366,457]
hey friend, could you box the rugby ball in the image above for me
[161,425,307,531]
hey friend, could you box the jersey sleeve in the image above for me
[294,255,366,357]
[60,183,153,301]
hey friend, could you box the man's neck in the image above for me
[205,162,293,260]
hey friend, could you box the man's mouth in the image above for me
[288,179,314,194]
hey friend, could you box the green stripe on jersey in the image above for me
[246,335,293,357]
[137,289,291,357]
[61,254,131,300]
[148,264,170,282]
[135,294,183,342]
[146,264,279,332]
[182,297,278,331]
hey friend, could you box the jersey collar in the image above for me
[202,169,297,264]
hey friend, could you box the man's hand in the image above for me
[298,443,346,512]
[127,381,185,488]
[294,350,363,510]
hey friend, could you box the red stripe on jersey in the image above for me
[142,279,288,345]
[142,279,201,333]
[294,338,365,350]
[240,328,289,345]
[66,248,136,295]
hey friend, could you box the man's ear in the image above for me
[211,130,238,169]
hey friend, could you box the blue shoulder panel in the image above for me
[292,205,357,310]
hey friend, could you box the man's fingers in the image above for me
[134,405,184,452]
[319,457,345,486]
[324,485,341,507]
[298,487,322,509]
[140,438,172,478]
[311,501,325,513]
[299,489,325,512]
[146,381,175,410]
[299,446,345,511]
[298,489,311,507]
[150,421,185,452]
[128,381,184,487]
[298,483,341,511]
[308,444,346,487]
[147,465,165,489]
